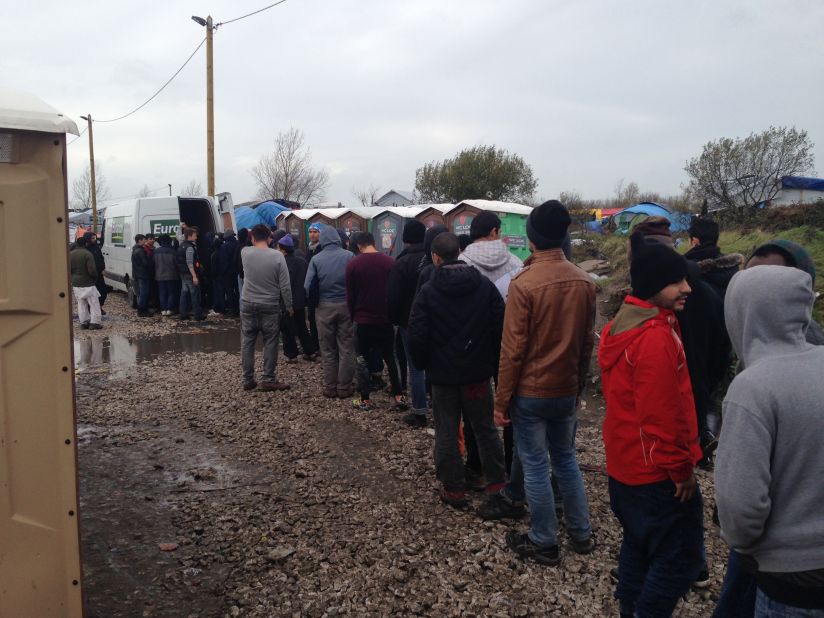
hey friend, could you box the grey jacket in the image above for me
[304,227,353,304]
[715,265,824,573]
[153,246,179,281]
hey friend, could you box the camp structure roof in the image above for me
[455,199,533,215]
[308,207,349,220]
[782,176,824,192]
[613,202,692,234]
[0,88,79,134]
[370,206,424,219]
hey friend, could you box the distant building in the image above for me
[375,190,416,208]
[771,176,824,206]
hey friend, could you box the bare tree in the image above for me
[685,126,815,220]
[136,184,153,198]
[559,190,584,210]
[614,179,640,206]
[352,184,382,208]
[251,128,329,207]
[71,164,111,211]
[181,179,203,196]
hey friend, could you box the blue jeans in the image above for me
[400,327,427,414]
[179,276,203,319]
[157,280,178,312]
[609,477,704,617]
[510,395,591,548]
[756,589,824,617]
[136,278,151,312]
[714,549,757,617]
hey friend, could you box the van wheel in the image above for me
[127,278,137,308]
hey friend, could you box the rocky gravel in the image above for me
[75,299,727,617]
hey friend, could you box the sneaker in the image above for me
[505,530,561,566]
[701,430,719,459]
[393,395,409,411]
[100,309,107,316]
[243,381,258,391]
[352,399,373,411]
[88,323,103,331]
[137,311,151,318]
[258,382,290,392]
[79,322,90,330]
[439,488,469,509]
[465,467,487,492]
[570,536,596,555]
[477,491,526,520]
[402,413,427,428]
[693,568,711,589]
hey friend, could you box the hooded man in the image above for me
[304,226,356,398]
[387,220,428,427]
[408,233,506,514]
[493,201,596,565]
[459,211,523,301]
[214,228,240,315]
[599,233,704,617]
[714,266,824,616]
[131,234,152,317]
[307,222,323,257]
[684,218,743,298]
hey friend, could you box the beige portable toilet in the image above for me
[0,89,83,616]
[415,203,454,229]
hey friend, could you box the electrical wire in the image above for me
[215,0,290,27]
[95,38,206,123]
[68,125,87,145]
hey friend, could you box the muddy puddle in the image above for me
[73,329,242,378]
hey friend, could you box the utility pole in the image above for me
[168,183,172,196]
[80,114,98,230]
[206,15,215,196]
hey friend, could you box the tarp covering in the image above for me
[613,202,691,235]
[782,176,824,192]
[253,201,291,225]
[234,206,266,230]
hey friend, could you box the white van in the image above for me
[101,193,235,303]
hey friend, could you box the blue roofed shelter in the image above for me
[612,202,692,235]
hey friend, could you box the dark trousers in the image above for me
[282,308,315,359]
[136,278,151,312]
[466,413,514,476]
[157,280,178,312]
[609,477,704,618]
[95,276,108,307]
[355,323,402,400]
[713,549,757,617]
[308,306,320,353]
[395,328,408,391]
[223,273,239,314]
[180,276,203,319]
[431,381,505,493]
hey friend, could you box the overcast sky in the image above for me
[4,0,823,206]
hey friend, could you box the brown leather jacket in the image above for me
[495,249,596,409]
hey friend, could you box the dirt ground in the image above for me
[75,293,726,617]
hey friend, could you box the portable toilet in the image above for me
[372,206,424,256]
[415,203,454,229]
[275,211,288,232]
[446,202,482,236]
[453,199,533,261]
[0,89,83,616]
[282,209,314,250]
[337,207,372,238]
[307,207,347,231]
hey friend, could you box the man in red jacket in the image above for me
[599,233,704,618]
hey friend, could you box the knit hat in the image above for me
[403,220,426,244]
[752,239,816,285]
[308,222,324,231]
[630,216,674,247]
[527,200,571,250]
[630,232,689,301]
[278,234,294,247]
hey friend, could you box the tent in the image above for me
[612,202,692,235]
[234,206,266,230]
[253,201,291,226]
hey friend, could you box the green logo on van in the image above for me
[150,219,180,236]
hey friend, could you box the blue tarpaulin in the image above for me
[613,202,692,235]
[782,176,824,192]
[254,201,291,225]
[234,206,265,230]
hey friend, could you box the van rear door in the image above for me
[216,192,235,231]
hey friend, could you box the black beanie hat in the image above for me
[403,220,426,244]
[527,200,571,250]
[629,232,689,300]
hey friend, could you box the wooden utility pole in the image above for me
[80,114,98,230]
[206,15,215,196]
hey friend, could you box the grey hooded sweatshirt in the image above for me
[459,239,522,301]
[715,265,824,574]
[304,226,353,304]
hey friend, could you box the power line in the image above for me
[95,38,206,123]
[215,0,290,27]
[68,125,87,146]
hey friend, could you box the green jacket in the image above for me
[70,247,97,287]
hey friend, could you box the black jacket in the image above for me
[216,237,239,276]
[387,243,425,327]
[131,245,151,280]
[684,244,743,298]
[284,252,309,311]
[408,261,505,385]
[88,243,106,279]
